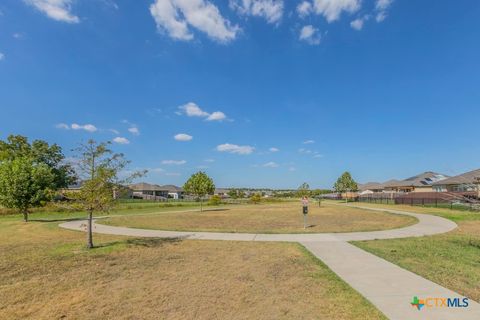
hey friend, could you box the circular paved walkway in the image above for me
[59,205,457,242]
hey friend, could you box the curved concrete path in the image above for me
[59,204,480,320]
[60,205,457,242]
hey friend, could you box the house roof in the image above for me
[129,183,164,191]
[432,168,480,186]
[358,182,385,191]
[162,185,183,192]
[385,172,448,188]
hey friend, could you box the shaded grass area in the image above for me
[0,218,385,319]
[349,202,480,302]
[102,203,417,234]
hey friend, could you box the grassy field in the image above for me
[101,202,417,234]
[349,202,480,302]
[0,214,385,319]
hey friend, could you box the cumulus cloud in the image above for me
[297,1,312,17]
[299,25,321,45]
[0,52,4,61]
[162,159,187,165]
[206,111,226,121]
[25,0,80,23]
[177,102,228,121]
[375,0,393,22]
[128,126,140,135]
[303,139,315,144]
[269,147,279,152]
[350,18,364,30]
[113,137,130,144]
[302,0,360,23]
[216,143,255,155]
[58,123,97,132]
[174,133,193,141]
[149,0,239,43]
[263,161,279,168]
[55,123,70,130]
[230,0,283,24]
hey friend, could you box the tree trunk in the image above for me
[22,209,28,222]
[87,210,94,249]
[200,198,203,212]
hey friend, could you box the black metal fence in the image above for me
[358,196,480,211]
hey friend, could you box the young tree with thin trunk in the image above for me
[334,171,358,202]
[0,157,55,222]
[72,140,144,249]
[183,171,215,212]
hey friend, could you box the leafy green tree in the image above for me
[183,171,215,212]
[250,193,262,204]
[71,140,144,249]
[208,195,222,206]
[0,135,75,189]
[238,190,246,198]
[297,182,310,197]
[0,157,55,222]
[334,172,358,202]
[227,188,239,199]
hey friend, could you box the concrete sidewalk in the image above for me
[302,241,480,320]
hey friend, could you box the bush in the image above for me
[250,194,262,204]
[208,195,222,206]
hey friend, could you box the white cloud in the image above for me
[310,0,360,23]
[149,0,239,43]
[216,143,255,155]
[375,11,386,22]
[298,148,313,154]
[230,0,283,24]
[174,133,193,141]
[299,25,321,45]
[206,111,226,121]
[71,123,97,132]
[263,161,279,168]
[313,154,324,158]
[0,53,4,61]
[109,129,120,134]
[297,1,312,17]
[375,0,393,22]
[113,137,130,144]
[375,0,393,11]
[350,18,364,30]
[162,159,187,165]
[204,158,215,162]
[269,147,279,152]
[55,123,69,130]
[128,126,140,135]
[25,0,80,23]
[303,140,315,144]
[178,102,209,117]
[177,102,228,121]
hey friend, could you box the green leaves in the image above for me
[334,171,358,193]
[183,171,215,199]
[0,157,55,220]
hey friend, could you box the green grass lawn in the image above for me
[0,205,386,319]
[349,202,480,302]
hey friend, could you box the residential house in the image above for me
[384,172,449,193]
[129,183,183,200]
[432,168,480,193]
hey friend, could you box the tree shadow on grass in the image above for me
[92,237,184,251]
[30,217,85,223]
[201,208,230,212]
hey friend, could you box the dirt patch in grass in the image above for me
[350,202,480,302]
[0,219,385,319]
[102,203,417,234]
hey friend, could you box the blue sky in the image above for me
[0,0,479,189]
